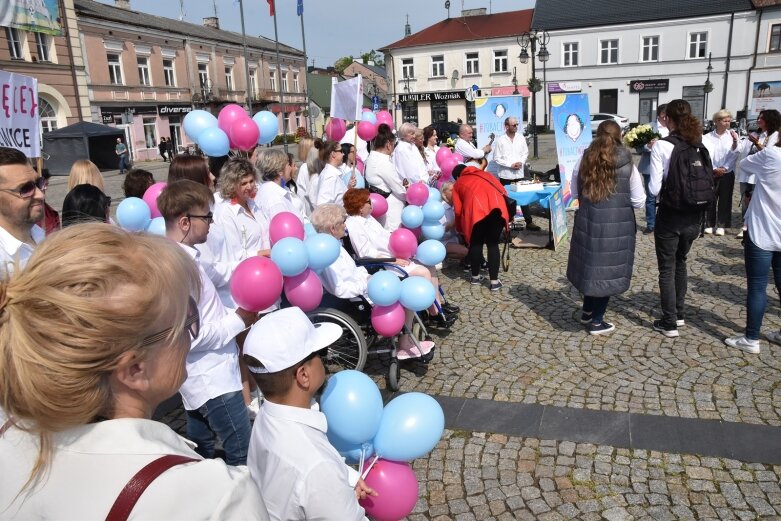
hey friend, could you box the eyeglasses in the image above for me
[508,124,519,128]
[141,296,200,347]
[0,177,47,199]
[187,212,214,224]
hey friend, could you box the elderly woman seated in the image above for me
[342,188,458,327]
[310,203,434,359]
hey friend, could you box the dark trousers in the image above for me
[654,208,701,326]
[469,209,505,280]
[498,177,533,224]
[707,171,735,228]
[583,295,610,324]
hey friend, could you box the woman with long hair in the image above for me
[423,126,441,181]
[61,184,112,227]
[364,124,407,231]
[567,121,645,334]
[67,159,105,191]
[168,154,216,192]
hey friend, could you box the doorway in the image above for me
[169,121,182,154]
[431,100,448,124]
[638,92,658,124]
[599,89,618,114]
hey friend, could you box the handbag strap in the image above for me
[105,455,198,521]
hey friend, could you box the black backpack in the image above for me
[659,134,715,210]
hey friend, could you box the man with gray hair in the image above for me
[454,124,493,169]
[393,122,427,184]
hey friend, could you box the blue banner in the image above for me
[474,95,524,164]
[297,0,304,15]
[550,93,591,208]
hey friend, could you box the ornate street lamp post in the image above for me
[518,29,550,159]
[703,52,714,123]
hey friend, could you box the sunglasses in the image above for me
[0,177,47,199]
[187,212,214,224]
[141,296,200,347]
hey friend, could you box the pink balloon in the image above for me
[451,152,464,163]
[357,120,378,141]
[375,110,394,129]
[229,118,260,151]
[142,182,166,219]
[371,302,405,337]
[405,182,429,206]
[325,118,347,141]
[440,157,460,178]
[359,459,419,521]
[269,211,305,245]
[389,228,417,259]
[435,146,452,167]
[230,257,284,312]
[217,104,247,136]
[369,193,388,218]
[356,157,365,174]
[284,268,323,312]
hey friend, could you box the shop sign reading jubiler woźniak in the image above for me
[0,71,40,157]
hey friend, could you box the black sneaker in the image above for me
[580,312,593,324]
[653,319,679,338]
[462,262,471,273]
[470,275,484,285]
[480,261,488,271]
[442,302,460,314]
[643,227,654,235]
[489,281,503,291]
[589,321,615,335]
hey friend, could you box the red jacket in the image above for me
[452,167,510,245]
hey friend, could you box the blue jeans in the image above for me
[743,233,781,340]
[583,295,610,324]
[186,390,251,465]
[118,154,130,173]
[642,174,656,230]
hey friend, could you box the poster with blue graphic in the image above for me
[0,0,62,35]
[474,95,524,163]
[550,93,591,209]
[548,187,568,250]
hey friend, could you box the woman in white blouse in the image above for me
[423,126,441,183]
[364,124,407,231]
[310,203,435,359]
[254,148,303,223]
[315,141,356,207]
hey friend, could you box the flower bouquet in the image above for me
[623,124,661,149]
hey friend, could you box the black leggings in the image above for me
[469,209,506,280]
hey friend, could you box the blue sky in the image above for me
[97,0,534,67]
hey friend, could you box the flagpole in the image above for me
[299,4,314,137]
[271,3,288,155]
[239,0,252,114]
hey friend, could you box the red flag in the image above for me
[267,0,275,16]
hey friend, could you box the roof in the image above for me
[76,0,303,56]
[352,61,387,79]
[43,121,124,138]
[380,9,533,51]
[532,0,755,31]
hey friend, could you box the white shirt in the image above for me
[345,214,393,258]
[0,224,44,278]
[320,246,370,299]
[316,164,348,207]
[364,151,406,200]
[648,139,676,197]
[570,158,646,208]
[255,180,303,223]
[738,131,780,184]
[702,130,739,172]
[1,418,269,520]
[424,146,441,175]
[490,133,529,180]
[739,146,781,251]
[297,163,313,214]
[178,244,244,411]
[248,400,367,521]
[393,140,427,184]
[455,137,484,162]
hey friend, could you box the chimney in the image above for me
[203,16,220,29]
[462,8,487,17]
[114,0,131,8]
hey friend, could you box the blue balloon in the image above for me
[367,271,402,306]
[304,222,317,238]
[271,237,309,277]
[253,111,279,145]
[421,222,445,240]
[399,276,436,312]
[342,171,366,189]
[401,205,424,229]
[183,109,218,141]
[145,216,166,236]
[197,127,230,157]
[116,197,151,232]
[327,432,375,465]
[361,111,377,125]
[320,370,384,445]
[416,239,446,266]
[373,392,445,462]
[422,200,445,222]
[304,233,341,270]
[427,186,442,202]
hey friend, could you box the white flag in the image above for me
[330,75,363,121]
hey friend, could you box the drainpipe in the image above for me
[744,8,763,116]
[722,12,734,110]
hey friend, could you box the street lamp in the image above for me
[518,29,550,159]
[703,52,714,123]
[512,67,519,95]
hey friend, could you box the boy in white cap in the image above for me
[244,307,376,521]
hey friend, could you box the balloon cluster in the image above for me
[400,182,447,249]
[366,269,435,337]
[324,109,395,143]
[230,212,341,312]
[321,370,445,521]
[115,182,168,235]
[433,147,464,188]
[183,105,280,157]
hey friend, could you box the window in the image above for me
[5,28,23,60]
[269,69,277,91]
[163,59,175,86]
[282,73,288,92]
[249,68,257,97]
[464,52,479,75]
[107,53,123,84]
[401,58,414,80]
[39,98,57,133]
[599,39,618,64]
[137,56,151,86]
[142,117,157,149]
[293,73,299,92]
[689,32,707,59]
[562,42,578,67]
[431,55,444,77]
[493,50,508,72]
[198,63,209,93]
[642,36,659,62]
[771,24,781,52]
[225,66,234,91]
[35,33,50,62]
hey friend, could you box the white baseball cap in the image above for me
[244,307,342,374]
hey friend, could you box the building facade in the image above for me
[746,0,781,120]
[343,60,389,110]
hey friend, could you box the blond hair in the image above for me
[712,109,732,122]
[310,203,347,233]
[67,159,105,191]
[0,224,200,481]
[255,148,288,182]
[298,137,314,162]
[217,158,257,201]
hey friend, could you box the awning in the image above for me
[267,104,304,114]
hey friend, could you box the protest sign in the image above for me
[0,71,40,157]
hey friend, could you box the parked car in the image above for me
[590,113,630,134]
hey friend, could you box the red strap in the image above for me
[105,455,198,521]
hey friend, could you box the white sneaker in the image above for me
[704,227,714,234]
[724,335,760,354]
[676,319,685,327]
[715,228,725,236]
[767,331,781,346]
[737,229,744,238]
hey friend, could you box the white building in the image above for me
[746,0,781,120]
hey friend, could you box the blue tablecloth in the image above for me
[506,185,559,208]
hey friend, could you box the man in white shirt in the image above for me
[454,124,492,167]
[0,147,46,278]
[158,179,258,465]
[636,104,669,234]
[702,110,739,236]
[393,122,427,184]
[245,307,376,521]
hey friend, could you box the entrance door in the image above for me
[169,123,182,154]
[638,92,658,124]
[431,99,448,124]
[599,89,618,114]
[682,86,706,122]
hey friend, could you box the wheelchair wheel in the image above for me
[308,308,368,372]
[387,358,400,392]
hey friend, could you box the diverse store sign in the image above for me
[629,79,669,93]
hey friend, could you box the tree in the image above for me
[334,56,354,73]
[360,50,384,67]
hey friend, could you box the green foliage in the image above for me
[334,56,354,73]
